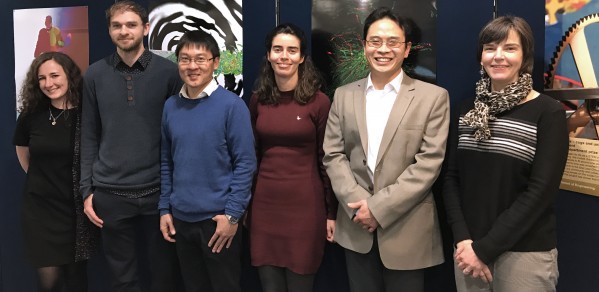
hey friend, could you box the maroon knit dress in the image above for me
[248,90,337,274]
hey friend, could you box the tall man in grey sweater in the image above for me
[80,2,182,291]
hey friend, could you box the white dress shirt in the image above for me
[365,71,404,182]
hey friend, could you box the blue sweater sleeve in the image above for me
[224,98,257,219]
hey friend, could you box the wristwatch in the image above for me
[225,214,239,225]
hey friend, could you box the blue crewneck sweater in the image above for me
[159,86,256,222]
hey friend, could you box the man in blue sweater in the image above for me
[158,30,256,292]
[80,1,182,291]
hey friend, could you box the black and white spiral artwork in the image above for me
[149,0,243,96]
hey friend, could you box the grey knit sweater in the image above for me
[80,52,182,199]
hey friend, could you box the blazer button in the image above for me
[363,159,367,165]
[368,185,373,191]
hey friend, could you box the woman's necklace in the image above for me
[48,106,66,126]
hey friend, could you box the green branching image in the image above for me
[215,46,243,76]
[328,32,432,95]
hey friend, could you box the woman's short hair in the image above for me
[477,15,534,74]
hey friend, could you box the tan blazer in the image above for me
[323,75,449,270]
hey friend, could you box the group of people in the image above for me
[13,1,568,292]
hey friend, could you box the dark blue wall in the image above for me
[241,0,275,102]
[2,0,598,291]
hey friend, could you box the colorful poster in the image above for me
[544,0,599,196]
[545,0,599,92]
[148,0,243,96]
[312,0,437,96]
[13,6,89,113]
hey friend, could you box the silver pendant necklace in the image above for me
[48,106,66,126]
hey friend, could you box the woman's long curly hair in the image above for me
[19,52,82,114]
[253,23,322,105]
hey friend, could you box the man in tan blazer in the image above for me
[323,7,449,292]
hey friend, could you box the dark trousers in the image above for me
[345,236,424,292]
[93,189,179,292]
[174,217,242,292]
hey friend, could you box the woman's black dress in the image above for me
[13,106,78,267]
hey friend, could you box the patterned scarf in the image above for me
[462,73,532,140]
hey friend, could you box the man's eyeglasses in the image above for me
[365,39,406,49]
[178,56,214,65]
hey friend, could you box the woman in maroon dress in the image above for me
[248,23,338,292]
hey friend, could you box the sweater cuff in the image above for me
[159,208,171,217]
[451,221,471,245]
[81,186,93,200]
[471,239,498,265]
[327,203,338,220]
[224,209,244,220]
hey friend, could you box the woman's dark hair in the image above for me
[19,52,82,114]
[477,15,534,74]
[253,23,322,105]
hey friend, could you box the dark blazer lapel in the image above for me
[376,75,415,167]
[353,79,369,156]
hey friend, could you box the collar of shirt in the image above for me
[365,70,404,95]
[113,49,152,74]
[179,79,219,99]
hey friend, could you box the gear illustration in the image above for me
[545,13,599,89]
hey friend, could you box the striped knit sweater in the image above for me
[444,93,568,264]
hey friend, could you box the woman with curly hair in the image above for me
[14,52,95,292]
[248,23,338,292]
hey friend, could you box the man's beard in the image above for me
[116,38,143,52]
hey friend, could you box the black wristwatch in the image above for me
[225,214,239,225]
